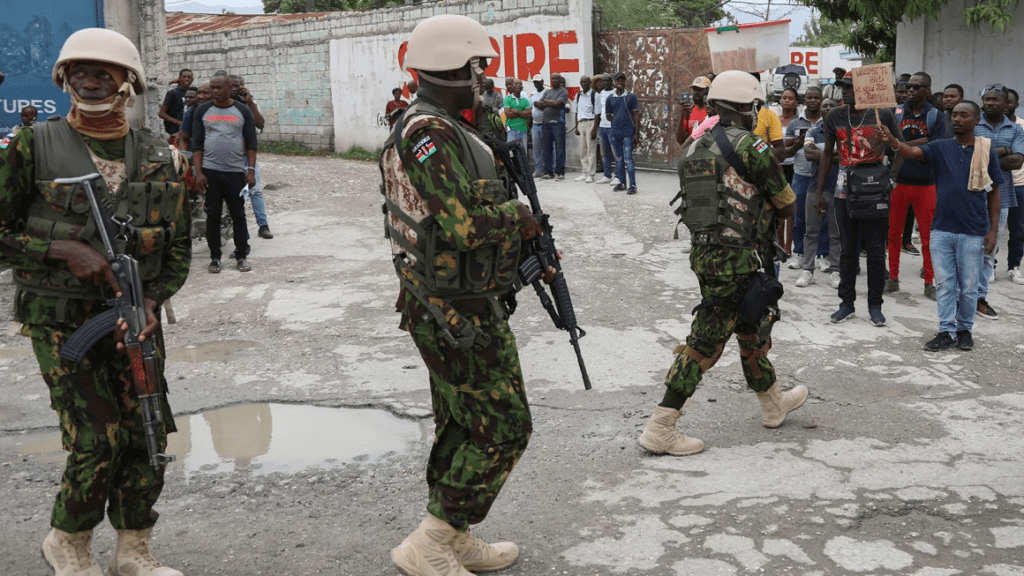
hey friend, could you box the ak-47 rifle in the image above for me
[56,173,176,470]
[489,139,592,390]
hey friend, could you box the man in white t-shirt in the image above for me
[593,74,616,184]
[529,74,546,177]
[573,75,598,182]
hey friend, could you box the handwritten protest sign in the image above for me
[852,63,896,111]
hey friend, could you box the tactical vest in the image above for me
[673,125,773,249]
[380,99,520,302]
[14,117,185,301]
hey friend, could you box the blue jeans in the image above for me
[931,229,984,335]
[249,162,268,227]
[790,173,828,256]
[541,122,566,175]
[531,124,544,174]
[1008,185,1024,269]
[599,126,613,178]
[610,133,635,188]
[978,206,1008,297]
[506,128,527,149]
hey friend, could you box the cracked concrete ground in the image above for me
[2,154,1023,575]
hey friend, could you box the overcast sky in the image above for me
[163,0,814,40]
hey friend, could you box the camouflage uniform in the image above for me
[380,98,533,531]
[666,124,795,399]
[0,124,190,533]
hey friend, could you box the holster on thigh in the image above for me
[673,340,725,373]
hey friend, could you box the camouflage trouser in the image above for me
[408,312,532,530]
[664,274,776,399]
[27,323,175,533]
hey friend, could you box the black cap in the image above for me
[833,67,846,74]
[614,71,626,80]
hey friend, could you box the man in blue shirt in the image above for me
[972,84,1024,318]
[884,101,1001,351]
[604,71,639,194]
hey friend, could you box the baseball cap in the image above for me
[691,76,711,89]
[836,70,854,86]
[531,74,543,82]
[613,71,626,80]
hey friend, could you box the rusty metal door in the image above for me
[596,28,713,170]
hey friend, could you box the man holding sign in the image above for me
[817,68,902,327]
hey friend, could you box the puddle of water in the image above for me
[166,340,257,362]
[1,403,431,475]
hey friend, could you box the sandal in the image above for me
[208,260,221,274]
[236,259,252,272]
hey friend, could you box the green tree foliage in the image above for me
[263,0,401,13]
[800,0,1020,60]
[792,12,850,47]
[595,0,728,30]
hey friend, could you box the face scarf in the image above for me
[63,62,135,141]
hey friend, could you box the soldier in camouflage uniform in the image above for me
[639,71,808,456]
[379,14,549,576]
[0,29,190,576]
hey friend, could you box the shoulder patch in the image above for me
[412,135,437,163]
[0,136,9,150]
[754,139,770,154]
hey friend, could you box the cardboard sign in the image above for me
[851,63,896,110]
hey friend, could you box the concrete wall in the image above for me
[166,0,594,154]
[105,0,168,133]
[896,1,1023,98]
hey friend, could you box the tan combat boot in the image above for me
[41,528,104,576]
[108,528,184,576]
[391,515,474,576]
[638,406,705,456]
[451,530,519,572]
[756,383,809,428]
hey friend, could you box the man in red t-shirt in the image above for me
[385,87,408,127]
[675,76,711,145]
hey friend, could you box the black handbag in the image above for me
[844,109,892,219]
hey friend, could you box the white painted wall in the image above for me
[330,0,594,153]
[896,1,1024,98]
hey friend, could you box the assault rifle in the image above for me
[489,139,592,390]
[56,173,176,470]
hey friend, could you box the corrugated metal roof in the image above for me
[166,11,332,36]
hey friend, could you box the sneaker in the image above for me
[609,177,621,186]
[924,331,957,351]
[555,173,565,180]
[976,298,998,319]
[956,330,974,351]
[829,271,841,288]
[1009,267,1024,284]
[574,174,587,182]
[541,173,555,180]
[613,184,626,192]
[902,243,920,255]
[627,186,637,195]
[795,270,815,287]
[532,170,544,178]
[989,267,996,282]
[585,176,595,183]
[787,255,802,269]
[924,283,936,301]
[595,175,611,184]
[869,308,886,327]
[830,305,855,323]
[884,278,900,293]
[816,255,829,272]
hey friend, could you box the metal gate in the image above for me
[595,28,713,170]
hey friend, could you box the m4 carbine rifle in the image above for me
[489,139,592,390]
[56,173,176,470]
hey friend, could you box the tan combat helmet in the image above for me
[404,15,497,73]
[707,70,763,111]
[52,28,146,114]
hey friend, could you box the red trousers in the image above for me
[888,183,936,283]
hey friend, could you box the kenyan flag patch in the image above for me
[413,136,437,163]
[754,139,769,154]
